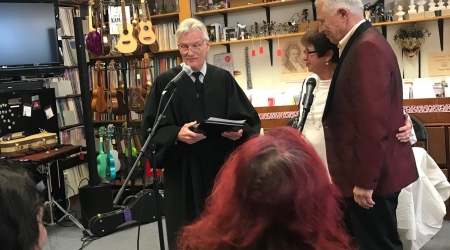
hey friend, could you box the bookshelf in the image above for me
[151,12,180,20]
[210,32,305,46]
[59,123,84,130]
[372,15,450,26]
[56,94,82,100]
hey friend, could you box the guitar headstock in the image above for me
[88,0,94,6]
[95,60,102,71]
[109,60,115,71]
[99,126,105,137]
[107,124,114,138]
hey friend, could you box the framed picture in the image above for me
[279,37,311,81]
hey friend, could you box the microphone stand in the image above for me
[113,87,177,250]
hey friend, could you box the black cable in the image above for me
[78,178,89,189]
[79,235,99,250]
[137,172,146,250]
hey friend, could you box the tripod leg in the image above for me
[52,200,90,236]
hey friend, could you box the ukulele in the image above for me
[114,62,128,115]
[98,62,109,114]
[123,122,140,181]
[106,125,116,181]
[131,1,147,55]
[117,0,138,54]
[128,60,146,113]
[97,127,108,179]
[149,26,160,53]
[138,0,156,45]
[106,61,119,114]
[91,61,107,113]
[100,0,110,55]
[107,124,121,172]
[143,53,153,97]
[86,0,102,55]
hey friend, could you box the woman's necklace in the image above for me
[308,83,322,130]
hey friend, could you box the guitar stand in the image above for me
[43,161,90,237]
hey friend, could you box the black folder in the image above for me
[190,117,246,136]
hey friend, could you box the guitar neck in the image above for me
[121,0,127,31]
[88,3,94,31]
[141,1,148,22]
[99,137,104,153]
[100,1,105,27]
[109,66,116,90]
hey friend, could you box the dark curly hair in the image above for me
[0,167,44,250]
[301,29,339,63]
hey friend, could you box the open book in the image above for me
[190,117,246,136]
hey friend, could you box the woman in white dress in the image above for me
[293,30,413,167]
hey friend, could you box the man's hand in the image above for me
[353,186,375,209]
[396,113,412,143]
[177,121,206,145]
[222,129,243,141]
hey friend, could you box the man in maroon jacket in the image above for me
[316,0,419,249]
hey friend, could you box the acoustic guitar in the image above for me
[100,0,110,55]
[91,61,107,113]
[107,124,121,172]
[117,0,138,54]
[106,125,116,181]
[128,60,146,113]
[86,0,102,55]
[106,61,119,114]
[138,0,156,45]
[131,1,147,55]
[97,126,108,179]
[113,62,128,115]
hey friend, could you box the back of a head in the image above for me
[0,167,43,250]
[178,127,353,250]
[318,0,364,15]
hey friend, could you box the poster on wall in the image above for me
[279,37,311,82]
[213,53,234,76]
[109,6,131,35]
[428,51,450,76]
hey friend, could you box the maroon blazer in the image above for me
[322,21,418,197]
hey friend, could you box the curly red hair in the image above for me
[177,126,354,250]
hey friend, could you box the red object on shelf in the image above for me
[259,47,263,54]
[277,49,282,56]
[252,49,256,57]
[145,158,163,177]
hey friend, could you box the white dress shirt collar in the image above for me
[338,19,366,56]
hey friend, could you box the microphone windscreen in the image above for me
[183,65,193,75]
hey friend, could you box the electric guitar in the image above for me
[107,124,121,172]
[100,0,110,55]
[138,0,156,45]
[97,127,108,179]
[117,0,138,54]
[86,0,102,55]
[106,125,116,181]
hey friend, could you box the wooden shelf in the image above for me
[93,120,142,124]
[64,66,78,68]
[194,0,305,16]
[151,12,179,20]
[56,94,82,99]
[90,53,137,60]
[210,32,305,46]
[156,48,179,53]
[62,36,74,39]
[372,15,450,26]
[110,179,144,186]
[59,123,84,130]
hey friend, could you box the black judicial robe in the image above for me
[141,63,261,249]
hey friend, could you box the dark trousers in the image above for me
[344,191,402,250]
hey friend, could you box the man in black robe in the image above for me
[141,18,261,249]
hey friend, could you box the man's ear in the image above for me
[337,8,349,19]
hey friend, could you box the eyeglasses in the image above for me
[303,50,318,56]
[178,40,206,52]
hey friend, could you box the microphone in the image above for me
[298,78,317,132]
[301,78,317,112]
[162,65,192,94]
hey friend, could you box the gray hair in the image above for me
[318,0,364,15]
[175,18,209,42]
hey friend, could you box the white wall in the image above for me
[194,0,449,91]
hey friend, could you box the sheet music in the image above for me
[109,6,131,35]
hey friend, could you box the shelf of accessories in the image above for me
[194,0,306,17]
[372,15,450,26]
[210,31,306,46]
[89,49,180,60]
